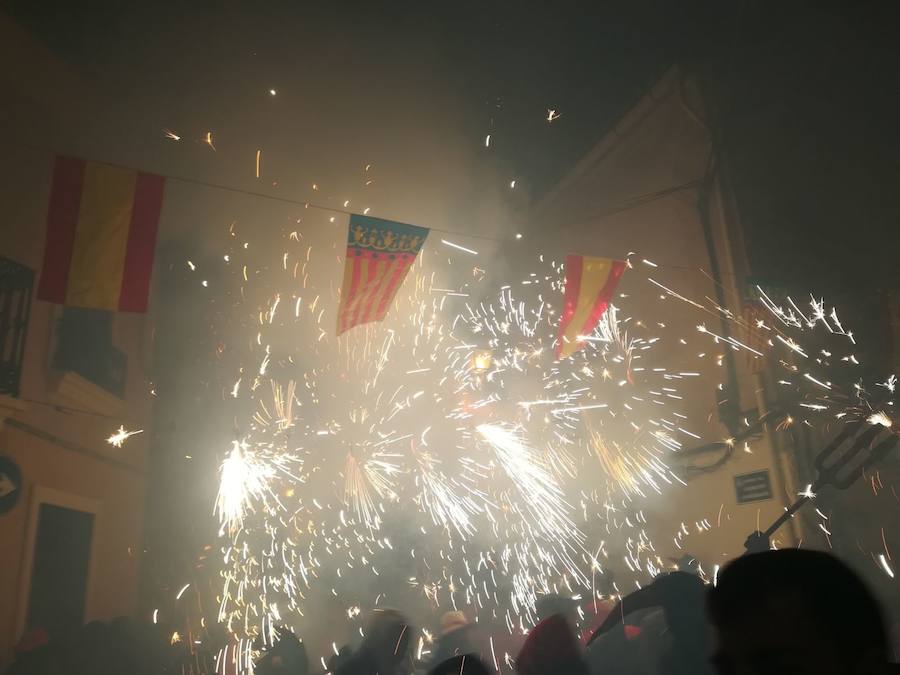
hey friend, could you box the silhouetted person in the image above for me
[6,628,59,675]
[428,611,478,671]
[336,609,413,675]
[430,654,492,675]
[255,626,309,675]
[516,614,589,675]
[70,621,111,675]
[674,553,705,576]
[656,572,710,675]
[586,571,711,675]
[535,593,578,625]
[708,549,894,675]
[326,646,353,673]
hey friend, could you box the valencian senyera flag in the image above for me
[337,214,429,335]
[556,255,627,359]
[37,156,165,313]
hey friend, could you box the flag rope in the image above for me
[16,143,717,271]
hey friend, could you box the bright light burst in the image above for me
[215,441,275,534]
[476,422,586,580]
[867,410,892,428]
[208,232,717,647]
[106,425,143,447]
[202,212,895,664]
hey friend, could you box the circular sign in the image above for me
[0,456,22,513]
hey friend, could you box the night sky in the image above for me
[4,1,706,197]
[8,1,898,287]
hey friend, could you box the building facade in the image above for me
[0,12,154,664]
[528,66,807,567]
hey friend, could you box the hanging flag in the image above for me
[37,156,165,313]
[337,214,429,335]
[556,255,626,359]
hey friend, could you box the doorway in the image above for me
[25,503,94,638]
[16,487,99,642]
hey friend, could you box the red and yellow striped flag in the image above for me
[337,214,429,335]
[37,156,165,313]
[556,255,626,359]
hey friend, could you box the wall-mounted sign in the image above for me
[0,456,22,513]
[734,469,773,504]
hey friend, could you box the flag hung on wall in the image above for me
[37,156,165,313]
[556,255,627,359]
[337,214,429,335]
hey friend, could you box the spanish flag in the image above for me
[556,255,626,359]
[37,156,165,313]
[337,214,429,335]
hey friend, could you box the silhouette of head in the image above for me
[326,646,352,673]
[708,549,888,675]
[362,608,413,667]
[430,654,491,675]
[440,611,469,636]
[517,614,588,675]
[535,593,578,625]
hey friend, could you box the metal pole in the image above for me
[754,370,800,546]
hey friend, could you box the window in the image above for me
[0,256,34,397]
[53,307,126,398]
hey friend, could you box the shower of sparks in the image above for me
[198,211,894,665]
[868,411,892,428]
[476,423,586,575]
[214,440,300,534]
[215,441,271,533]
[210,232,690,642]
[414,449,480,538]
[106,425,143,447]
[344,449,401,530]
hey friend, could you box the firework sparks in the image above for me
[476,423,586,577]
[106,425,143,447]
[441,239,479,256]
[214,440,299,534]
[867,411,892,428]
[200,211,895,661]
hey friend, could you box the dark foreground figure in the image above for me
[586,571,711,675]
[334,609,414,675]
[430,654,492,675]
[709,549,895,675]
[427,611,479,671]
[256,626,309,675]
[6,550,897,675]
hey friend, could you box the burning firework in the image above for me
[202,212,895,669]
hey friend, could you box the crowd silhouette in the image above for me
[6,549,898,675]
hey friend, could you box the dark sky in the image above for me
[3,0,703,194]
[8,0,897,288]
